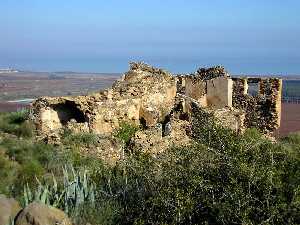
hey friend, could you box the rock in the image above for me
[15,202,72,225]
[0,195,22,225]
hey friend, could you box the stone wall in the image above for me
[207,76,233,108]
[32,62,177,137]
[32,63,282,147]
[177,68,233,109]
[178,70,281,134]
[183,76,207,106]
[232,77,282,133]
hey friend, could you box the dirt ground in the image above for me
[277,103,300,137]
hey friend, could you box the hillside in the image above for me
[0,107,300,224]
[0,63,299,225]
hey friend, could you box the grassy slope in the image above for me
[0,110,299,225]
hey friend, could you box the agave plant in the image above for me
[62,165,95,213]
[23,165,95,214]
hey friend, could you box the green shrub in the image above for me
[114,122,139,145]
[0,152,20,195]
[7,110,29,124]
[3,139,50,165]
[70,201,120,225]
[281,132,300,145]
[0,136,64,197]
[19,160,44,186]
[15,121,35,138]
[0,110,34,137]
[109,139,299,224]
[63,132,99,147]
[0,119,18,134]
[98,107,300,224]
[0,108,300,224]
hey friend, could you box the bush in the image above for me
[70,201,120,225]
[281,132,300,145]
[114,122,139,145]
[0,108,299,224]
[95,107,300,224]
[113,144,298,224]
[0,137,64,197]
[7,110,29,124]
[0,152,20,195]
[0,110,34,137]
[62,132,99,147]
[19,160,44,187]
[15,121,34,138]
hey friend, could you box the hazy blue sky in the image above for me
[0,0,299,74]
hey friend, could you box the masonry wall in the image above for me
[32,62,178,137]
[39,107,63,131]
[184,76,207,106]
[89,98,141,134]
[259,78,282,127]
[206,77,233,108]
[32,63,282,139]
[178,76,233,108]
[232,77,282,133]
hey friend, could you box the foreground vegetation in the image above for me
[0,109,299,224]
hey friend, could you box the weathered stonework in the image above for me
[32,62,282,159]
[177,68,282,134]
[131,115,191,155]
[32,62,177,137]
[206,76,233,108]
[232,77,282,133]
[177,67,232,109]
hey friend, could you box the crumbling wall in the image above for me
[177,93,244,133]
[195,66,229,80]
[33,62,177,137]
[184,76,207,106]
[131,114,191,154]
[232,77,282,133]
[39,107,63,131]
[259,78,282,127]
[32,97,90,135]
[178,66,233,109]
[207,76,233,108]
[112,62,177,127]
[32,62,282,155]
[180,70,282,134]
[176,76,186,94]
[89,98,141,134]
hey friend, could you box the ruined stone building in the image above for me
[32,62,282,159]
[177,67,282,134]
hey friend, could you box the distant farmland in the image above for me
[283,80,300,97]
[282,80,300,103]
[0,71,120,101]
